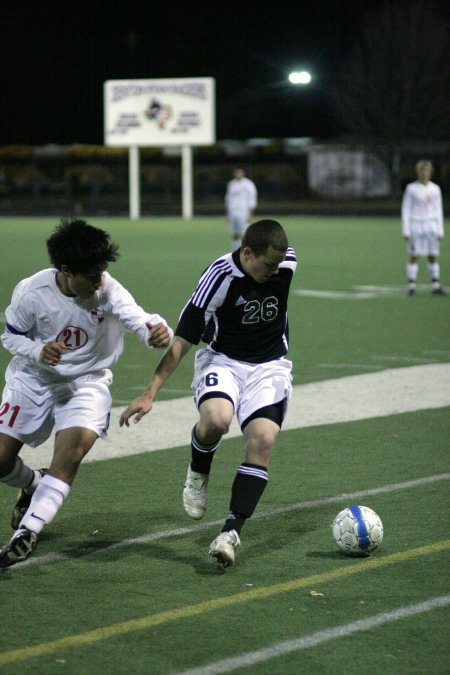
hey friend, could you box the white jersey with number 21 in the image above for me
[1,268,166,384]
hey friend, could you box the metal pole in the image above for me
[129,145,140,220]
[182,144,193,219]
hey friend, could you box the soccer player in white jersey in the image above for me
[0,218,173,570]
[225,167,258,251]
[120,219,296,568]
[401,159,445,296]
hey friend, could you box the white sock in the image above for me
[20,474,70,534]
[407,263,418,284]
[428,262,440,287]
[0,457,35,489]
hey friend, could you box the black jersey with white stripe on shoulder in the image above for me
[175,246,297,364]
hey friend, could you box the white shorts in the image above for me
[407,219,441,256]
[0,368,112,448]
[192,348,292,429]
[229,214,248,238]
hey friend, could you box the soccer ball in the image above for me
[332,505,383,556]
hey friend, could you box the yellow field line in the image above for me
[1,539,449,666]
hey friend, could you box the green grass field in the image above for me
[0,216,449,674]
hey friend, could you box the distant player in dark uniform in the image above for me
[120,219,297,568]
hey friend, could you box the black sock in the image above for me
[222,463,268,535]
[190,426,221,475]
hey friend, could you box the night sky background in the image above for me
[1,0,449,145]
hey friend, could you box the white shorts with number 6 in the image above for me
[192,347,292,429]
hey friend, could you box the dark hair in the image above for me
[46,218,120,273]
[241,219,288,256]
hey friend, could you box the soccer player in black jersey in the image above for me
[120,219,297,568]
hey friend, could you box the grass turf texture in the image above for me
[0,216,449,673]
[0,216,449,400]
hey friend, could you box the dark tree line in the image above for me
[332,1,450,195]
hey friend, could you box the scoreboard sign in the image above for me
[104,77,215,147]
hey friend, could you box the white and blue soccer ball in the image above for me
[332,505,383,556]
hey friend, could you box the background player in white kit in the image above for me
[401,159,445,296]
[120,220,296,569]
[225,167,257,251]
[0,218,173,570]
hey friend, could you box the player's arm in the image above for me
[145,320,173,348]
[2,281,63,364]
[119,336,192,426]
[225,183,232,217]
[38,341,66,365]
[2,322,67,366]
[401,187,412,238]
[107,276,174,348]
[251,182,257,208]
[436,187,444,238]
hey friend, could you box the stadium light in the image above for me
[288,70,312,85]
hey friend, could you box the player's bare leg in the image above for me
[0,434,48,529]
[48,426,98,485]
[183,398,233,519]
[209,417,279,568]
[0,427,98,570]
[0,435,30,492]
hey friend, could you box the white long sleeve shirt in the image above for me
[225,177,257,217]
[401,180,444,237]
[1,269,172,384]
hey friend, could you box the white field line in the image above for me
[176,595,450,675]
[11,472,450,571]
[18,363,450,467]
[293,284,450,299]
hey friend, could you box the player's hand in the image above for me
[119,395,153,427]
[146,321,172,348]
[39,341,66,366]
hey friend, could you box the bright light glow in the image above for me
[288,71,312,85]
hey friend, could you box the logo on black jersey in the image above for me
[235,295,247,307]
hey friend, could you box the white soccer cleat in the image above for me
[182,466,209,519]
[208,530,241,569]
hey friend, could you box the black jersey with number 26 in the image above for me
[175,247,297,364]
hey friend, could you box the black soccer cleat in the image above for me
[431,287,445,296]
[0,528,38,571]
[11,468,48,530]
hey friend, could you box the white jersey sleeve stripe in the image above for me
[192,260,233,307]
